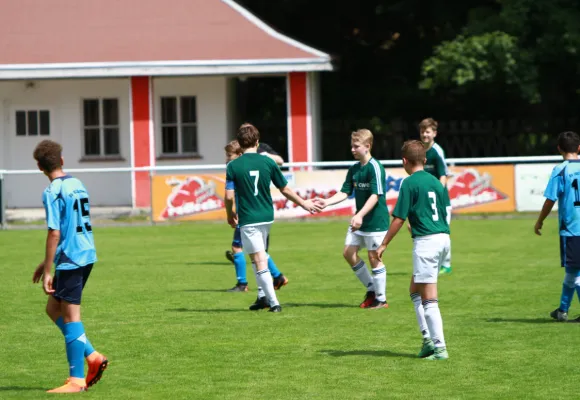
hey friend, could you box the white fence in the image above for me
[0,155,563,228]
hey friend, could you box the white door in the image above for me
[4,104,59,208]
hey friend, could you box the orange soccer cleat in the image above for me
[47,378,87,393]
[86,352,109,388]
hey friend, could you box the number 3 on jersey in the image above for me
[428,191,439,221]
[250,170,259,196]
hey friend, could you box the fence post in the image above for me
[149,169,155,226]
[0,172,5,230]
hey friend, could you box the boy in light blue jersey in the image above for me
[535,131,580,322]
[31,140,107,393]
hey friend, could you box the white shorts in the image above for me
[344,227,387,251]
[413,233,450,284]
[240,223,271,254]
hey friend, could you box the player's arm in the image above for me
[351,194,378,231]
[224,166,238,228]
[535,168,560,235]
[259,143,284,166]
[34,192,60,294]
[534,199,555,236]
[316,169,353,209]
[379,216,404,247]
[271,162,315,212]
[435,157,448,187]
[377,180,410,259]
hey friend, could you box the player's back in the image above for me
[226,153,287,226]
[552,160,580,236]
[43,176,97,269]
[403,171,450,237]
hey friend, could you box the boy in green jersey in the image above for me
[377,140,451,360]
[314,129,390,309]
[225,123,316,312]
[419,118,452,275]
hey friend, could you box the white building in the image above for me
[0,0,332,208]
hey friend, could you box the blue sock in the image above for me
[63,322,87,379]
[559,284,575,312]
[233,252,248,285]
[56,317,95,357]
[267,254,281,279]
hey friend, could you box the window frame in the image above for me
[158,95,199,158]
[14,108,51,137]
[80,97,122,159]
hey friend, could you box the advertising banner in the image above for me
[151,164,517,222]
[515,164,558,212]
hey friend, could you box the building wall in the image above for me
[1,76,232,208]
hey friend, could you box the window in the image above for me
[15,110,50,136]
[160,96,198,155]
[82,98,120,157]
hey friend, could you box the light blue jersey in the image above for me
[544,160,580,237]
[43,175,97,270]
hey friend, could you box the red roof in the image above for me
[0,0,331,78]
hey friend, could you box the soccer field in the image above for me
[1,218,578,399]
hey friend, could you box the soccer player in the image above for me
[314,129,389,309]
[377,140,451,360]
[223,139,288,292]
[31,140,108,392]
[225,124,316,312]
[419,118,452,275]
[534,131,580,323]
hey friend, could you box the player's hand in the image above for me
[350,214,363,231]
[534,221,543,236]
[42,273,55,295]
[32,262,44,283]
[376,244,387,261]
[227,214,238,228]
[313,198,327,211]
[301,199,317,214]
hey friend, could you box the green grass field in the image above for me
[1,218,579,399]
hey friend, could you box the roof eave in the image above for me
[0,58,333,79]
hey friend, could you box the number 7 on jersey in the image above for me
[250,170,259,196]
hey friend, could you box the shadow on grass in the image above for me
[320,349,416,359]
[185,261,231,266]
[486,318,556,324]
[285,303,358,309]
[182,289,236,293]
[0,386,47,391]
[167,307,247,313]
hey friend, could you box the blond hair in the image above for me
[224,140,242,156]
[351,129,373,149]
[419,118,438,133]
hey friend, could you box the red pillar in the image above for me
[286,72,313,170]
[130,76,154,208]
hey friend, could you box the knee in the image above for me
[232,246,243,254]
[343,248,355,263]
[564,273,576,288]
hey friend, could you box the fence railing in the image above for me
[0,155,563,229]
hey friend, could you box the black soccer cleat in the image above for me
[226,283,248,292]
[225,250,235,264]
[249,296,270,311]
[273,274,289,290]
[268,305,282,313]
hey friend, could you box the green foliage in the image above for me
[420,32,539,103]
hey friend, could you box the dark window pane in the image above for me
[104,128,120,155]
[28,111,38,136]
[16,111,26,136]
[181,96,197,123]
[181,126,197,153]
[83,99,99,126]
[84,128,100,156]
[103,99,119,125]
[161,97,177,124]
[39,111,50,136]
[162,126,178,153]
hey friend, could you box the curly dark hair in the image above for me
[33,140,63,172]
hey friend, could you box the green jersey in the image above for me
[393,170,450,238]
[225,153,288,227]
[425,143,448,180]
[340,157,390,232]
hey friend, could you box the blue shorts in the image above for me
[232,227,270,251]
[560,236,580,269]
[52,264,93,305]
